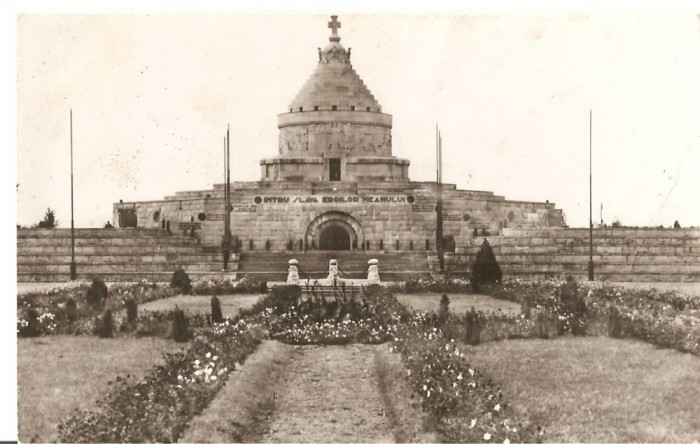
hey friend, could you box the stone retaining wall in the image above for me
[437,228,700,282]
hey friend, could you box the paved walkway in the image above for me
[261,344,394,443]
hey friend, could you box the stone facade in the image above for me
[113,16,565,253]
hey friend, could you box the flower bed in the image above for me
[392,322,542,443]
[191,276,265,295]
[17,280,178,337]
[387,277,473,294]
[57,321,264,442]
[480,279,700,356]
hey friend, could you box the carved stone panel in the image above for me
[280,123,391,155]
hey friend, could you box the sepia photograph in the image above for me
[8,3,700,442]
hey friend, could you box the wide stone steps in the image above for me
[17,270,237,283]
[16,228,231,283]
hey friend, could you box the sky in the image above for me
[13,12,700,230]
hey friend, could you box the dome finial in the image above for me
[328,15,341,42]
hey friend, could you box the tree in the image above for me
[471,239,503,287]
[38,207,58,228]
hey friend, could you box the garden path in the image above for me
[260,344,394,443]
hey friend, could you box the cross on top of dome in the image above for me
[328,15,341,42]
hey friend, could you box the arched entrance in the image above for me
[306,211,363,251]
[319,226,351,250]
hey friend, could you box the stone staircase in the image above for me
[437,228,700,282]
[17,228,236,283]
[237,251,431,282]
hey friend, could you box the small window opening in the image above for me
[332,105,337,111]
[351,105,355,111]
[299,107,303,112]
[314,105,319,111]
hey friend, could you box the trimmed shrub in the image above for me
[438,294,450,325]
[520,297,531,319]
[535,311,550,339]
[86,277,108,309]
[464,307,481,345]
[608,304,622,338]
[211,296,223,324]
[24,308,42,337]
[65,298,78,322]
[171,268,192,294]
[171,307,192,342]
[96,309,114,338]
[471,239,502,285]
[125,298,138,324]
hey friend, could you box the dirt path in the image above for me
[260,344,394,443]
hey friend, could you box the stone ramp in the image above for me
[260,344,394,443]
[237,251,431,282]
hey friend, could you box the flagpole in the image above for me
[70,110,77,280]
[223,135,229,271]
[588,110,594,281]
[438,131,444,272]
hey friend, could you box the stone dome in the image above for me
[288,44,381,113]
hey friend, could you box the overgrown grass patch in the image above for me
[465,337,700,443]
[17,336,186,442]
[139,294,264,317]
[181,340,294,442]
[398,293,520,316]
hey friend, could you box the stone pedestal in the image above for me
[367,258,380,284]
[287,259,299,284]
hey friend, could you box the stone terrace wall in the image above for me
[17,228,235,282]
[437,228,700,282]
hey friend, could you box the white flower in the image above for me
[177,375,183,380]
[469,419,477,428]
[503,439,510,444]
[484,432,491,441]
[205,352,211,358]
[423,384,428,391]
[494,404,501,412]
[210,375,217,381]
[468,368,475,377]
[194,359,200,366]
[457,373,463,381]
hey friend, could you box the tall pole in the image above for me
[436,124,444,272]
[69,110,77,280]
[223,135,229,271]
[588,110,594,281]
[226,126,232,271]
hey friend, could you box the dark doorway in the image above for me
[329,158,341,181]
[319,226,351,250]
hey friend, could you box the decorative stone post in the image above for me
[287,259,299,284]
[328,259,340,285]
[367,258,380,284]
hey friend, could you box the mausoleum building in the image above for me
[114,16,565,254]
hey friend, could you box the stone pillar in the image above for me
[287,259,299,284]
[367,258,380,284]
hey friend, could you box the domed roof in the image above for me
[288,16,382,113]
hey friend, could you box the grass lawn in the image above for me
[466,337,700,443]
[139,294,264,317]
[18,336,186,442]
[398,293,520,315]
